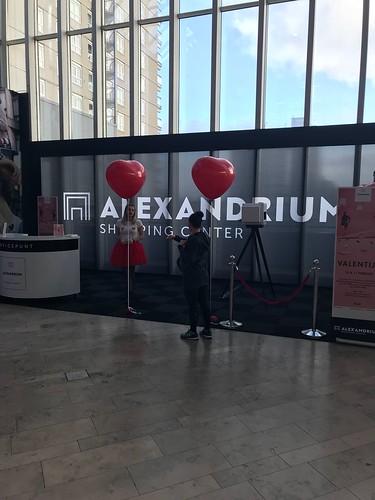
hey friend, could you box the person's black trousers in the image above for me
[184,285,211,332]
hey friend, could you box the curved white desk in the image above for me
[0,235,80,298]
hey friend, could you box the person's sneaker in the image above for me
[180,330,199,341]
[200,328,212,339]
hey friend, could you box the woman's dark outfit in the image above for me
[175,232,211,333]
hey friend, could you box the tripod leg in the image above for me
[255,229,275,297]
[253,240,265,292]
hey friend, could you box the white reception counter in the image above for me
[0,235,80,298]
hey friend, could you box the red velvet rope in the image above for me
[236,269,311,305]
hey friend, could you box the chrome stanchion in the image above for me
[220,255,242,329]
[302,259,327,338]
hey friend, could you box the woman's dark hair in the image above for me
[189,211,204,228]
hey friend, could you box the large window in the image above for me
[6,0,25,40]
[140,22,169,135]
[1,0,374,140]
[8,44,26,91]
[179,15,212,133]
[70,33,94,139]
[71,61,82,86]
[37,0,57,34]
[140,0,169,19]
[38,38,60,140]
[105,29,130,137]
[264,0,309,128]
[220,8,258,131]
[310,0,363,125]
[104,0,129,25]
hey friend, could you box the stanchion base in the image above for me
[302,328,327,338]
[219,320,242,329]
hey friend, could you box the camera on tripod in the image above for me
[220,201,273,300]
[241,202,267,227]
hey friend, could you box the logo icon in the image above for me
[63,192,91,221]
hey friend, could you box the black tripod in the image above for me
[220,225,275,299]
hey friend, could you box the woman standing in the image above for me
[110,203,147,294]
[167,211,212,341]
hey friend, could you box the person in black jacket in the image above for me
[167,211,212,341]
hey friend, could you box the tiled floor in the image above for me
[1,303,375,499]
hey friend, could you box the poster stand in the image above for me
[332,185,375,345]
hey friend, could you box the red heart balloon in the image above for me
[192,156,235,199]
[106,160,146,199]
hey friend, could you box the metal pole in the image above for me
[302,259,326,338]
[209,199,214,309]
[220,255,242,329]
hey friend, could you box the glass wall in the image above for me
[302,146,355,284]
[257,148,304,283]
[1,1,373,141]
[38,143,375,287]
[360,145,375,185]
[41,156,96,269]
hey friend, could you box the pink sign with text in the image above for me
[332,186,375,321]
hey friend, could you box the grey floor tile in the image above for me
[341,427,375,447]
[0,441,79,471]
[128,444,231,494]
[310,441,375,488]
[251,463,336,500]
[11,418,97,454]
[7,469,138,500]
[348,476,375,499]
[16,398,118,432]
[177,405,247,427]
[42,435,162,487]
[93,401,186,434]
[0,462,44,497]
[79,418,181,451]
[0,415,16,435]
[176,390,247,415]
[0,435,11,457]
[297,408,375,441]
[312,489,360,499]
[279,438,350,466]
[212,455,288,488]
[122,476,220,500]
[216,423,316,466]
[192,481,264,499]
[237,401,315,432]
[152,415,251,455]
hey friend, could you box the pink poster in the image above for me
[332,186,375,342]
[37,196,58,236]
